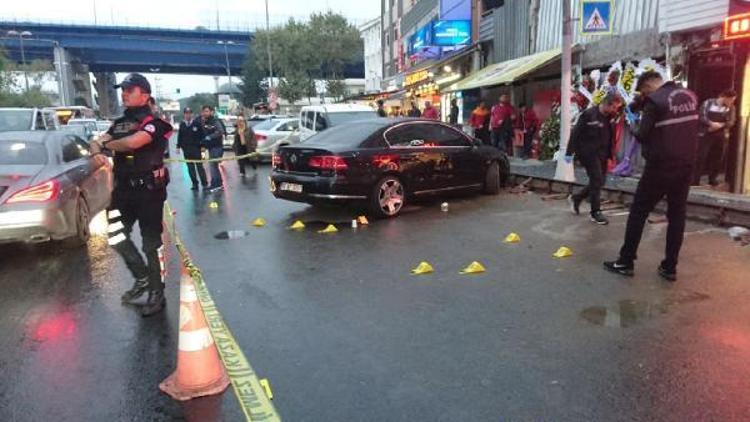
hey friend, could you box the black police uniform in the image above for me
[105,104,172,310]
[177,117,207,189]
[566,106,613,216]
[617,81,700,275]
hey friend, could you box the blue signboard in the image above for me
[409,23,433,54]
[432,20,471,46]
[580,0,613,35]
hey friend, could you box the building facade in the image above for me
[360,18,383,93]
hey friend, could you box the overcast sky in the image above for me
[2,0,381,99]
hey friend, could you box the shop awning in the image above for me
[444,48,562,92]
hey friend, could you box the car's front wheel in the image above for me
[370,176,405,218]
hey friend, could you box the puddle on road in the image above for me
[214,230,250,240]
[581,290,710,328]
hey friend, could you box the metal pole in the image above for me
[19,34,29,92]
[93,0,98,25]
[554,0,575,182]
[265,0,274,89]
[224,43,233,93]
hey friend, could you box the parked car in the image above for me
[65,118,99,141]
[0,131,112,247]
[221,115,238,150]
[253,118,300,162]
[271,118,509,218]
[298,104,377,141]
[95,120,112,136]
[248,114,292,127]
[0,108,60,132]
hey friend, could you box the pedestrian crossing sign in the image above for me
[581,0,614,35]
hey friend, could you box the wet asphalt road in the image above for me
[1,150,749,421]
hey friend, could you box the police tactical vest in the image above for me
[642,82,700,167]
[109,105,168,176]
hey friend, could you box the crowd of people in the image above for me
[176,106,260,192]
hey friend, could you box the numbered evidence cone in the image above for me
[208,201,219,209]
[504,232,521,243]
[553,246,574,259]
[318,224,338,234]
[252,218,267,228]
[357,216,369,225]
[460,261,486,275]
[289,220,305,230]
[160,268,230,401]
[411,261,434,275]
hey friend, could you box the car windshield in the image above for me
[326,111,378,126]
[0,110,34,132]
[253,119,281,131]
[305,121,383,146]
[0,140,48,165]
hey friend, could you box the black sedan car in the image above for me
[270,118,509,218]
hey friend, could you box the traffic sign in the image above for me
[580,0,614,36]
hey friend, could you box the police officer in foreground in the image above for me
[604,71,700,282]
[91,73,172,316]
[176,107,208,190]
[565,91,623,225]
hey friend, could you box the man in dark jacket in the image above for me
[199,105,226,192]
[565,91,623,225]
[449,98,459,125]
[693,90,736,186]
[604,71,700,282]
[176,107,208,190]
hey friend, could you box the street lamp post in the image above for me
[217,40,234,94]
[7,30,33,92]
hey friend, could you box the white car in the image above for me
[299,104,378,141]
[252,118,300,161]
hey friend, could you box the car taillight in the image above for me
[5,180,60,204]
[308,155,348,172]
[272,153,282,168]
[255,134,267,142]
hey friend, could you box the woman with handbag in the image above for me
[234,115,257,176]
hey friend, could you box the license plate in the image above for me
[280,182,303,193]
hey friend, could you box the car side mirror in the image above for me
[473,139,483,148]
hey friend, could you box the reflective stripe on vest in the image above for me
[654,114,699,128]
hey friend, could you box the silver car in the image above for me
[253,118,300,161]
[0,131,112,247]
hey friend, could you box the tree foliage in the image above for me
[0,50,53,107]
[238,50,267,107]
[247,12,363,103]
[179,93,218,116]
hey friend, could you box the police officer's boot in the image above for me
[121,276,149,303]
[141,289,166,317]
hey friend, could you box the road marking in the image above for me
[164,203,281,422]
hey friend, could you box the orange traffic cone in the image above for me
[159,266,230,401]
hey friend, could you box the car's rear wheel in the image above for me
[370,176,405,218]
[64,196,90,248]
[483,161,501,195]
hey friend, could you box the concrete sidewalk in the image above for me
[509,159,750,226]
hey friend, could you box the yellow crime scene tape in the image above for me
[165,152,261,164]
[163,202,282,422]
[165,130,298,164]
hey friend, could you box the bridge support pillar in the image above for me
[94,72,118,117]
[53,45,74,106]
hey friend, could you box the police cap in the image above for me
[114,73,152,94]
